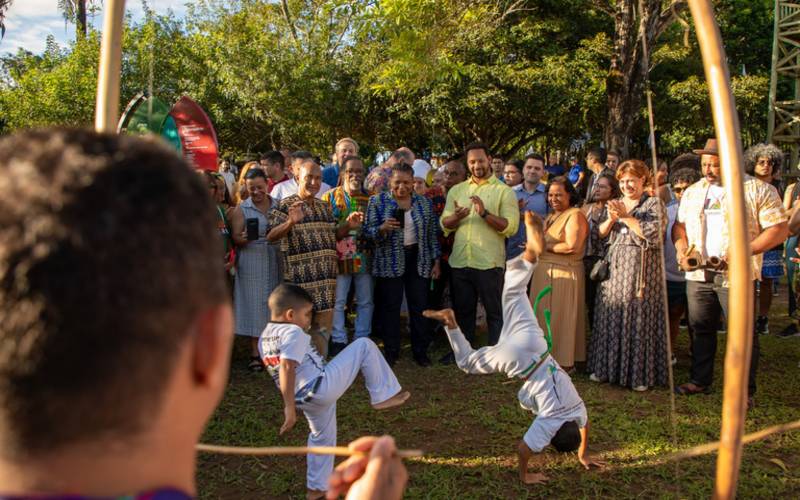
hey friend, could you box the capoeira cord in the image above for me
[636,0,680,485]
[196,443,423,459]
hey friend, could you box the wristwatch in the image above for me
[480,209,489,218]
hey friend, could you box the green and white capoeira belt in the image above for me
[520,353,551,381]
[519,284,554,382]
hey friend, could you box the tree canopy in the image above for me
[0,0,775,161]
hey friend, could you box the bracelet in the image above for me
[480,209,489,218]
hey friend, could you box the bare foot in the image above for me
[521,472,549,485]
[522,211,545,263]
[422,308,457,329]
[372,390,410,410]
[306,489,326,500]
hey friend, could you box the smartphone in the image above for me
[393,208,406,228]
[246,218,259,241]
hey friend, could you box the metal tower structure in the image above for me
[767,1,800,169]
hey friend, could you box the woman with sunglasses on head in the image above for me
[230,168,282,371]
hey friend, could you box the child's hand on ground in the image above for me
[521,472,549,485]
[578,453,606,470]
[326,435,407,500]
[280,405,297,435]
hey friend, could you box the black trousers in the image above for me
[374,246,430,360]
[686,278,760,395]
[450,266,505,345]
[583,256,601,328]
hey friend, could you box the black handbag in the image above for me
[589,258,609,282]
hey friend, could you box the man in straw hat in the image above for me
[0,128,406,499]
[672,138,788,409]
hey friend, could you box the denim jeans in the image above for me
[331,273,374,344]
[686,278,759,395]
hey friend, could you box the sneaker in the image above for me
[589,373,602,383]
[632,385,648,392]
[671,354,677,366]
[777,323,800,338]
[328,341,347,358]
[755,316,769,335]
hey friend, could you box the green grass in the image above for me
[197,290,800,499]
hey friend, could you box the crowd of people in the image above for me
[214,136,797,405]
[2,127,797,500]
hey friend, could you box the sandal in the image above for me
[248,356,264,372]
[675,382,711,395]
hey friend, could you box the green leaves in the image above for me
[0,0,775,158]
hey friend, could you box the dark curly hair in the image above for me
[744,143,784,176]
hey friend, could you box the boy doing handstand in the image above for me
[260,284,410,499]
[425,212,604,484]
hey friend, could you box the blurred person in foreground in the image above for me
[0,128,407,500]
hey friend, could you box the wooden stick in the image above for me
[660,418,800,464]
[94,0,126,132]
[688,2,753,498]
[196,443,423,459]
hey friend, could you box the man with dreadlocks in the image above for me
[424,211,603,485]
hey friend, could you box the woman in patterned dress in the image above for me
[231,168,282,371]
[587,160,668,391]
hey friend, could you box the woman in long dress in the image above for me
[231,168,282,371]
[588,160,668,391]
[530,176,588,372]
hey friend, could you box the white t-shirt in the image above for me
[270,178,332,201]
[259,322,326,403]
[403,210,417,245]
[520,358,588,452]
[703,184,726,258]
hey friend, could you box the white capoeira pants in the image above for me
[299,337,402,491]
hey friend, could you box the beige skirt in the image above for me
[530,257,586,367]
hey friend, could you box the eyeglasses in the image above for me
[673,186,686,194]
[756,159,775,165]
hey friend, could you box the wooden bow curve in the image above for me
[93,1,753,497]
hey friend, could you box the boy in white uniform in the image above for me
[260,284,410,499]
[425,212,603,484]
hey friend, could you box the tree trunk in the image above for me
[76,0,87,40]
[604,0,688,157]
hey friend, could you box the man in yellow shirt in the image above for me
[440,143,519,362]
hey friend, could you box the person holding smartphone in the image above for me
[364,162,442,367]
[231,168,282,371]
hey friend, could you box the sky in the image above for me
[1,0,189,55]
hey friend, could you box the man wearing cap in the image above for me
[672,138,788,408]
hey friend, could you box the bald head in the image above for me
[442,160,467,189]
